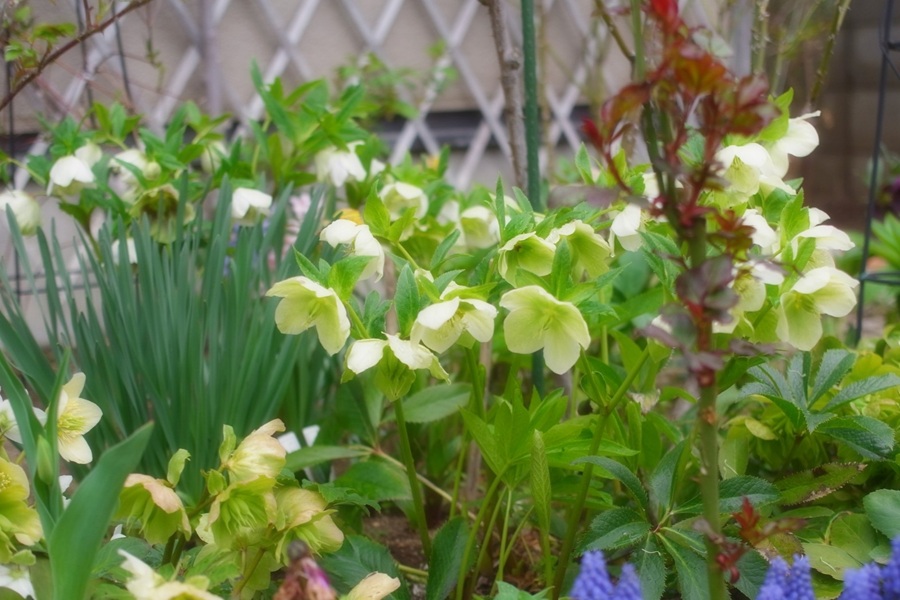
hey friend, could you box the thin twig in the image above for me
[810,0,851,107]
[0,0,156,112]
[593,0,634,63]
[482,0,528,190]
[751,0,770,75]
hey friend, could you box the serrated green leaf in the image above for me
[579,508,649,552]
[649,441,687,513]
[817,415,894,459]
[574,144,594,184]
[810,349,856,403]
[329,255,376,301]
[661,535,710,600]
[678,476,779,516]
[286,446,371,472]
[395,383,471,423]
[461,409,507,477]
[824,374,900,412]
[775,462,866,505]
[426,517,469,600]
[864,489,900,538]
[531,431,552,537]
[732,549,770,600]
[332,460,410,503]
[636,536,666,600]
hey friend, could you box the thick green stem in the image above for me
[394,399,432,557]
[551,348,650,599]
[688,221,727,600]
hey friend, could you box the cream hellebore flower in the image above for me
[117,473,191,544]
[715,143,795,201]
[0,563,35,599]
[274,487,344,560]
[609,203,644,252]
[460,205,501,249]
[776,266,859,351]
[379,182,428,220]
[224,419,286,483]
[792,207,854,256]
[231,187,273,226]
[410,283,497,353]
[345,334,449,400]
[119,550,222,600]
[499,286,590,375]
[0,395,47,444]
[497,232,556,286]
[346,573,402,600]
[0,189,41,235]
[741,208,779,253]
[546,219,612,278]
[56,372,102,464]
[769,111,820,177]
[314,142,367,187]
[47,153,96,197]
[266,276,351,355]
[113,148,161,185]
[320,219,385,281]
[716,261,784,334]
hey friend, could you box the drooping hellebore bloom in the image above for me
[547,219,612,279]
[231,187,272,226]
[129,184,197,243]
[716,143,795,202]
[319,218,385,281]
[47,154,96,197]
[119,550,222,600]
[314,142,367,187]
[609,203,644,252]
[769,111,821,177]
[500,286,590,375]
[0,457,43,561]
[274,487,344,561]
[460,205,500,249]
[345,334,449,401]
[776,267,859,351]
[0,190,41,235]
[223,419,287,484]
[378,181,428,220]
[410,283,497,353]
[266,277,351,355]
[497,232,556,286]
[116,472,192,545]
[56,372,102,464]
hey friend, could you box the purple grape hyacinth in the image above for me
[884,538,900,600]
[840,563,883,600]
[758,555,815,600]
[570,551,643,600]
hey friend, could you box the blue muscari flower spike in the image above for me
[614,564,643,600]
[571,551,614,600]
[840,563,883,600]
[785,555,815,600]
[758,557,790,599]
[884,537,900,600]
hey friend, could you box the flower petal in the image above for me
[346,340,387,374]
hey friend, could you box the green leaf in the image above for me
[49,424,153,600]
[493,582,549,600]
[574,144,594,183]
[573,456,649,514]
[285,446,371,472]
[320,535,409,600]
[662,535,710,600]
[678,476,779,516]
[579,508,650,552]
[803,542,863,580]
[823,374,900,412]
[365,187,391,237]
[649,441,687,514]
[332,460,411,503]
[636,536,666,600]
[775,462,866,505]
[531,431,552,539]
[425,517,469,600]
[396,383,471,423]
[329,255,375,301]
[830,513,878,565]
[461,410,507,477]
[810,349,856,403]
[293,248,326,284]
[430,229,461,270]
[817,415,895,459]
[864,489,900,538]
[394,264,420,336]
[732,549,771,600]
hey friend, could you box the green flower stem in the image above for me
[448,433,468,521]
[688,221,727,600]
[630,0,645,80]
[468,483,508,598]
[344,301,369,339]
[233,547,267,598]
[393,242,422,272]
[393,397,432,557]
[552,347,650,599]
[456,469,506,600]
[374,449,477,520]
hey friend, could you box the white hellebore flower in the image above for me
[379,182,428,220]
[0,563,34,599]
[113,149,161,184]
[266,277,351,355]
[346,334,449,382]
[111,238,139,265]
[0,189,41,235]
[500,286,590,375]
[320,219,385,281]
[460,205,500,249]
[716,261,784,334]
[497,232,556,285]
[610,203,644,252]
[315,142,367,187]
[0,395,47,444]
[769,111,820,177]
[776,267,859,351]
[56,372,103,464]
[411,284,497,353]
[716,143,794,200]
[741,209,779,253]
[231,187,273,226]
[119,550,222,600]
[47,154,95,197]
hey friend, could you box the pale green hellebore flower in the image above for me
[500,286,590,374]
[497,232,556,285]
[315,142,367,187]
[716,143,794,201]
[461,205,500,249]
[379,182,428,220]
[411,284,497,353]
[609,203,644,252]
[224,419,286,483]
[715,261,784,334]
[267,277,351,355]
[0,189,41,235]
[320,218,385,281]
[119,550,222,600]
[345,334,449,400]
[547,219,612,278]
[776,266,858,351]
[56,372,102,464]
[117,473,192,545]
[769,111,820,177]
[741,208,778,253]
[231,187,272,226]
